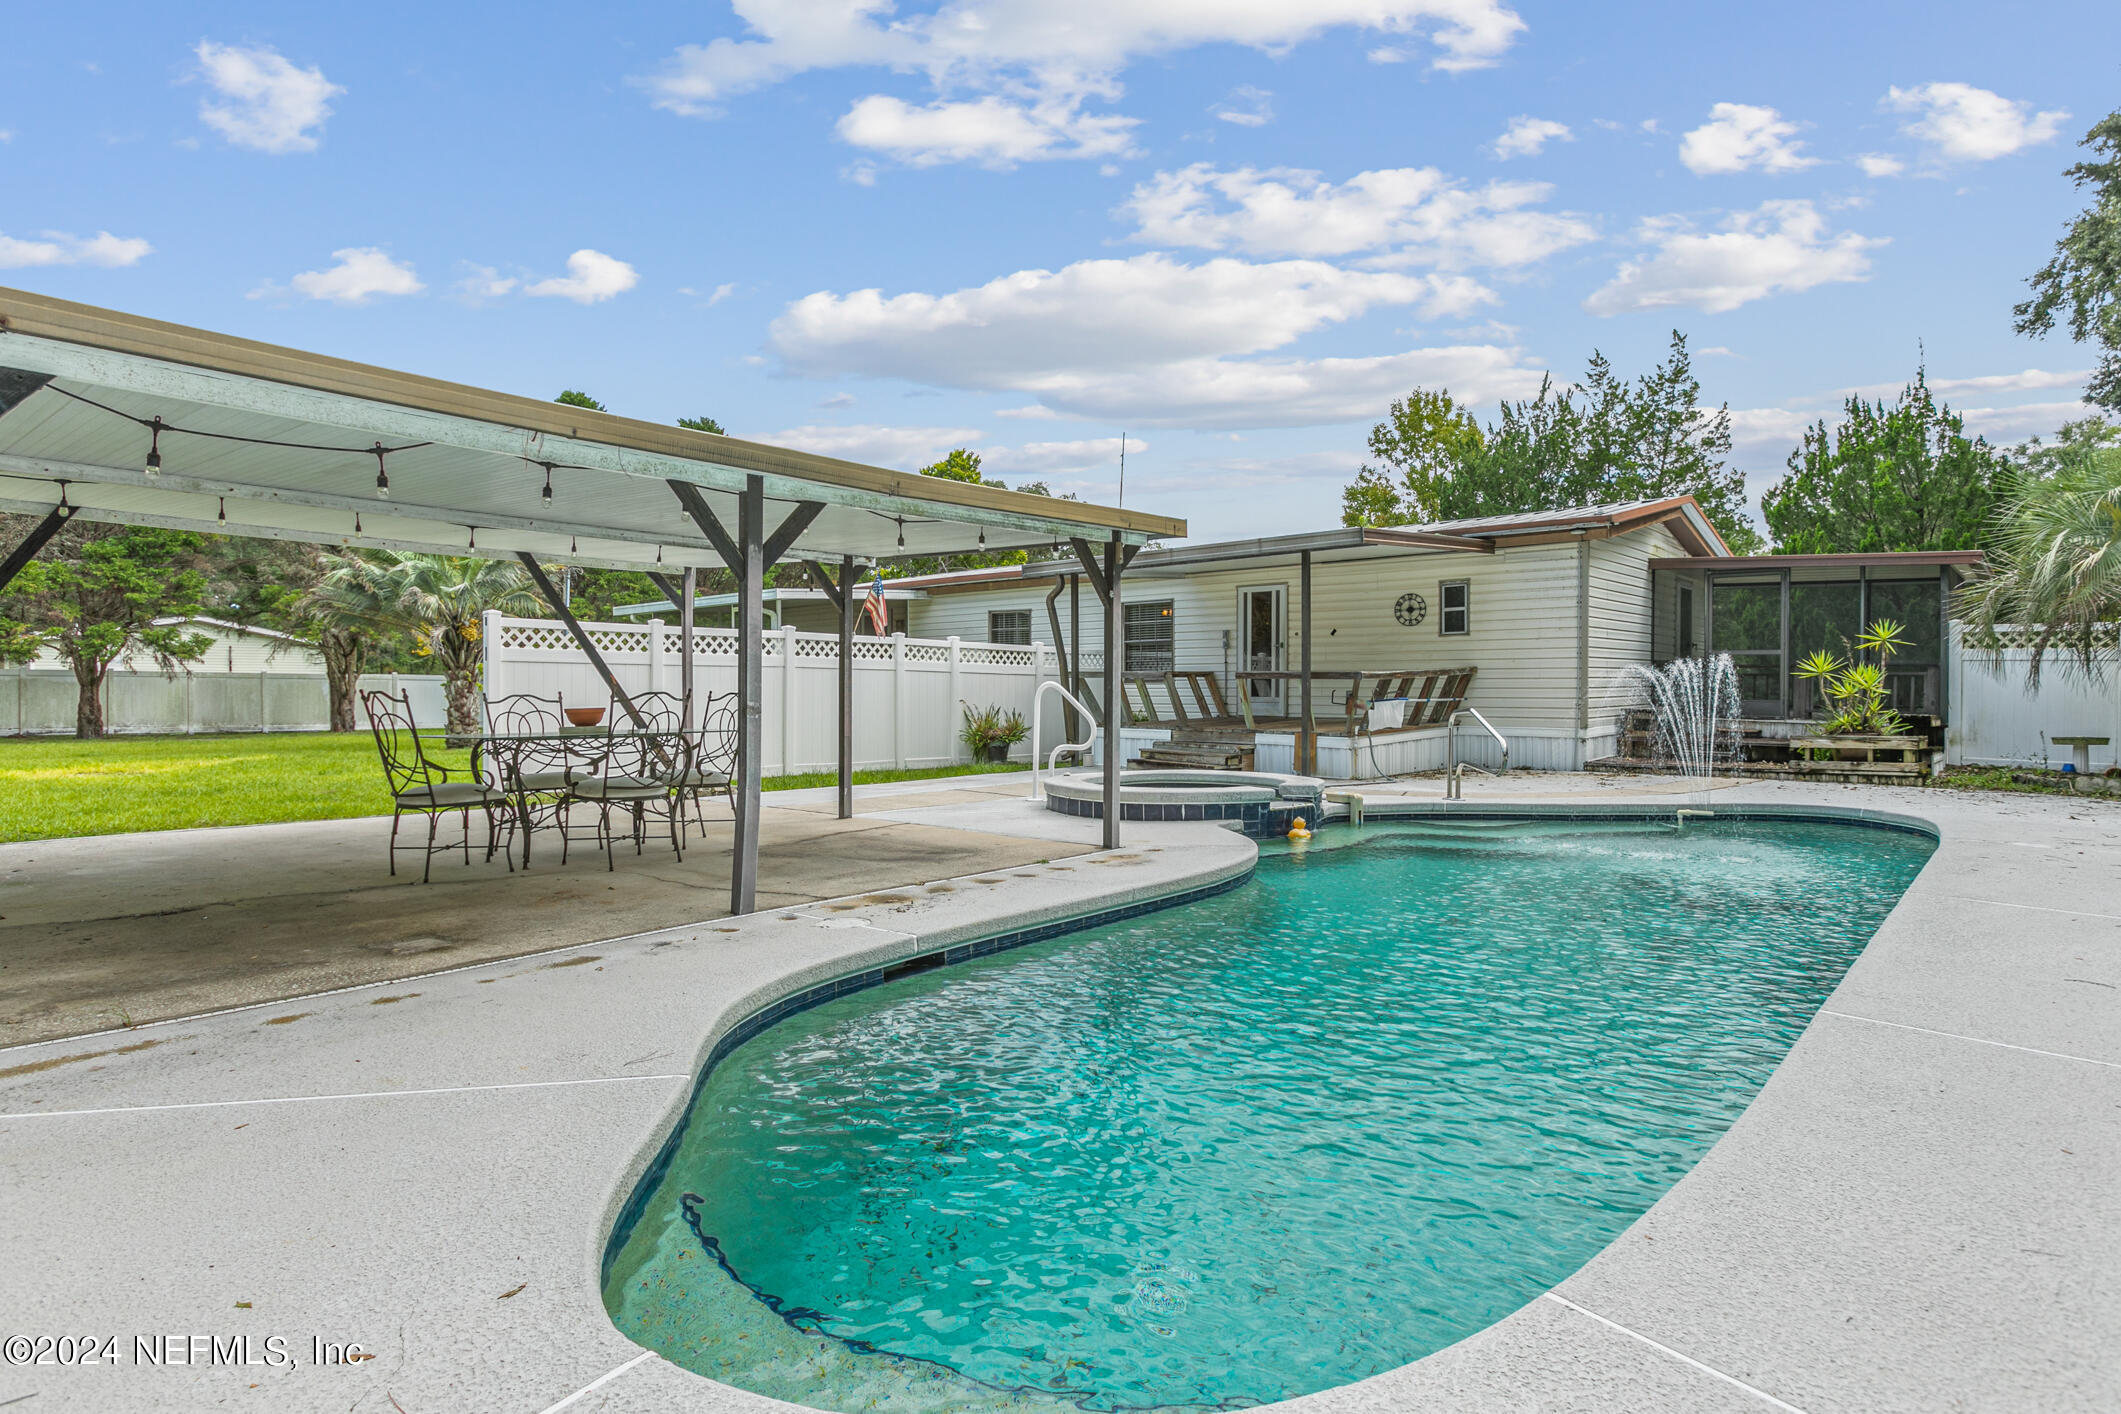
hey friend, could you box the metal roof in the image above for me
[886,496,1726,589]
[0,288,1181,572]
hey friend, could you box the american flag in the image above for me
[862,576,889,635]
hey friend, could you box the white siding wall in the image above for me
[908,542,1592,742]
[30,624,327,675]
[1588,522,1682,725]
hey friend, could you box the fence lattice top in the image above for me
[490,616,1046,664]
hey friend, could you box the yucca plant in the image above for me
[1794,619,1913,737]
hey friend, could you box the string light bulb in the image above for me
[468,526,477,549]
[372,443,391,500]
[977,526,986,549]
[540,463,553,507]
[896,516,905,550]
[144,417,165,476]
[354,511,363,534]
[216,496,226,526]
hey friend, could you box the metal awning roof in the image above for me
[0,288,1181,571]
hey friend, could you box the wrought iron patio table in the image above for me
[445,728,687,867]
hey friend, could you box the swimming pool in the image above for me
[603,816,1933,1412]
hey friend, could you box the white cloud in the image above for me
[641,2,1523,169]
[1884,82,2067,163]
[769,249,1549,429]
[525,249,639,304]
[1120,163,1594,268]
[0,130,13,143]
[1011,345,1547,429]
[836,93,1137,167]
[194,42,341,155]
[1696,345,1740,358]
[984,436,1142,479]
[253,247,423,304]
[1584,200,1883,316]
[453,264,518,300]
[1211,87,1274,128]
[995,404,1062,420]
[1678,103,1817,176]
[766,423,984,469]
[1855,153,1905,178]
[0,229,152,269]
[1491,116,1571,160]
[708,282,737,305]
[773,252,1486,388]
[644,0,1525,116]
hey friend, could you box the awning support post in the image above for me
[644,568,698,728]
[671,479,825,914]
[1071,534,1139,850]
[803,555,859,820]
[1299,549,1315,775]
[516,551,649,731]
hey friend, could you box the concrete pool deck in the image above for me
[1,776,2116,1412]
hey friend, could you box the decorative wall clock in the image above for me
[1393,591,1428,627]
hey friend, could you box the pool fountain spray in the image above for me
[1614,654,1741,804]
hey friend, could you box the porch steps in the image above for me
[1132,727,1257,771]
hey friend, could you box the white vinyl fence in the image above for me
[1948,623,2120,770]
[0,667,446,737]
[481,613,1075,774]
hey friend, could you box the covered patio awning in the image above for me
[0,287,1182,904]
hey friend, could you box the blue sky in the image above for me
[4,3,2114,542]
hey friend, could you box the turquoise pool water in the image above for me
[604,817,1932,1412]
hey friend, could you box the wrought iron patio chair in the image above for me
[680,692,740,839]
[363,688,515,883]
[481,691,577,866]
[563,714,693,870]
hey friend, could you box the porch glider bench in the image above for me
[1122,666,1478,736]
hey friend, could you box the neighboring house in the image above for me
[28,616,326,675]
[883,497,1979,774]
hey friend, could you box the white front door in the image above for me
[1237,585,1286,716]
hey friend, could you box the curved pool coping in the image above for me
[594,798,1976,1413]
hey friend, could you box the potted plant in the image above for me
[1793,619,1917,759]
[961,702,1029,764]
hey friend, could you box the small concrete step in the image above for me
[1133,745,1254,770]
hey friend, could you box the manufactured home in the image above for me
[880,497,1981,779]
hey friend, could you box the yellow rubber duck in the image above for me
[1286,817,1311,841]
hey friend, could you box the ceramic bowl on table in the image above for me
[563,706,607,727]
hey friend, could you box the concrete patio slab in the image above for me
[1,775,2115,1413]
[0,785,1088,1048]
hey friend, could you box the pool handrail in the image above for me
[1446,707,1508,800]
[1031,679,1101,801]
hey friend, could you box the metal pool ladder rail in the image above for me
[1445,708,1508,800]
[1031,680,1101,801]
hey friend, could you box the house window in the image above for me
[1124,600,1176,673]
[1439,580,1470,635]
[1677,584,1696,657]
[987,609,1032,645]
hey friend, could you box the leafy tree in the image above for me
[0,523,214,737]
[677,414,726,435]
[1340,333,1760,551]
[1958,421,2121,684]
[299,553,541,736]
[554,389,606,411]
[2014,108,2121,411]
[1341,389,1485,525]
[1760,367,2005,553]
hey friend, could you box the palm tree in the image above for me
[299,552,541,734]
[1957,440,2121,685]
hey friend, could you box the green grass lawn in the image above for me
[0,733,1026,844]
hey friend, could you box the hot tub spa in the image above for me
[1040,768,1326,836]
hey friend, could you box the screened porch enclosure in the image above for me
[1650,555,1976,722]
